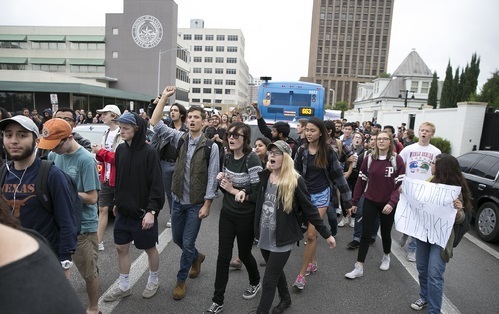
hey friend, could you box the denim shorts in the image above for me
[114,213,158,250]
[310,187,331,208]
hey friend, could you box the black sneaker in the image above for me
[369,238,376,246]
[410,298,428,311]
[242,282,261,300]
[204,302,224,314]
[347,240,360,249]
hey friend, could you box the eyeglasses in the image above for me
[226,132,244,139]
[55,138,68,149]
[268,150,283,156]
[377,137,391,142]
[59,117,75,123]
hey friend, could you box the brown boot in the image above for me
[189,253,205,278]
[173,281,186,300]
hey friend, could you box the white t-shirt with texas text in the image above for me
[399,143,441,181]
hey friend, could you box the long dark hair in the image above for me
[306,117,330,169]
[432,154,473,211]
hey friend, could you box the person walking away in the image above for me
[345,131,405,279]
[254,140,336,314]
[102,112,165,301]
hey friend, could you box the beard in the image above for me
[6,142,36,161]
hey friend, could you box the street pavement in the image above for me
[69,195,499,314]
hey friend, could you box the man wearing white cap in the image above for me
[91,104,123,251]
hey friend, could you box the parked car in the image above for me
[457,150,499,242]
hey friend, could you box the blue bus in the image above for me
[257,80,325,122]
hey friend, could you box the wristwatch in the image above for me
[61,260,73,270]
[148,210,157,216]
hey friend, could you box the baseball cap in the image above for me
[96,104,121,116]
[114,112,137,125]
[38,118,73,150]
[267,140,292,156]
[0,115,40,137]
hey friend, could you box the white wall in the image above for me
[344,102,487,156]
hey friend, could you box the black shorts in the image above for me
[98,182,115,207]
[113,213,158,250]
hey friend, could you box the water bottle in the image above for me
[352,152,358,168]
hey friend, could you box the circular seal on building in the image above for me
[131,15,163,49]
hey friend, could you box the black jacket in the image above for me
[254,169,331,247]
[114,113,165,218]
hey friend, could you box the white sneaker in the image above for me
[349,217,355,228]
[338,217,348,227]
[407,251,416,262]
[166,218,172,228]
[380,255,390,271]
[345,263,363,279]
[98,242,104,251]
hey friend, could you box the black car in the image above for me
[457,150,499,243]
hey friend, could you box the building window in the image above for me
[228,35,238,41]
[192,79,201,84]
[215,89,223,94]
[183,34,192,40]
[215,68,224,74]
[193,57,202,62]
[226,80,236,86]
[192,88,201,93]
[225,89,233,95]
[203,88,212,93]
[112,51,118,58]
[205,35,214,40]
[193,67,202,73]
[194,45,202,51]
[204,57,213,63]
[203,79,212,84]
[203,99,211,103]
[217,35,225,41]
[204,68,212,74]
[421,81,430,94]
[113,28,119,35]
[226,69,236,75]
[192,98,200,103]
[205,46,213,52]
[216,46,224,52]
[227,46,238,52]
[216,57,224,63]
[215,79,223,85]
[411,81,419,92]
[194,34,203,40]
[226,57,237,63]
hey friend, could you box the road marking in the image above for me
[388,233,461,314]
[464,233,499,259]
[98,228,173,313]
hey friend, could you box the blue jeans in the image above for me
[171,200,203,282]
[416,239,447,314]
[160,160,175,214]
[353,195,379,242]
[407,236,417,253]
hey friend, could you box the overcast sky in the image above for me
[2,0,498,89]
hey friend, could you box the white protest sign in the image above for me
[395,176,460,248]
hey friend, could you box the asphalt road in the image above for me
[69,195,499,314]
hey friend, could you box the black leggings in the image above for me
[212,209,260,305]
[257,249,291,314]
[357,198,395,263]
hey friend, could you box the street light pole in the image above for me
[157,47,190,95]
[398,89,415,107]
[329,88,335,107]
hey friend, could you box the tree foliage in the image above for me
[440,62,454,108]
[333,101,350,118]
[478,70,499,109]
[427,71,439,109]
[440,53,481,108]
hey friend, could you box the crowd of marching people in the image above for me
[0,85,472,314]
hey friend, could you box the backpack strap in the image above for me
[35,160,54,213]
[0,162,10,186]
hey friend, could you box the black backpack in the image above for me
[453,209,472,247]
[0,160,83,234]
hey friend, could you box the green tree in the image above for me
[440,61,454,108]
[427,71,439,108]
[469,53,481,96]
[333,101,350,118]
[452,67,460,107]
[478,70,499,109]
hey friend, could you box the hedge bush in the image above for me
[413,136,452,154]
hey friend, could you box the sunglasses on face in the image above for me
[226,132,244,139]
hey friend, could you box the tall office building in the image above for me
[305,0,395,106]
[179,20,249,113]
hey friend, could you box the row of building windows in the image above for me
[183,34,239,41]
[193,46,238,52]
[316,66,381,77]
[191,99,226,104]
[192,57,238,63]
[0,41,105,50]
[321,0,392,9]
[321,12,391,22]
[0,63,105,73]
[192,77,237,85]
[191,81,236,93]
[191,68,237,75]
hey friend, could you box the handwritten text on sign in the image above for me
[395,177,460,248]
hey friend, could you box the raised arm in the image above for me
[150,86,176,126]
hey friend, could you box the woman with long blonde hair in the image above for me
[253,140,336,314]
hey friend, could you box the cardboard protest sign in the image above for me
[395,176,460,248]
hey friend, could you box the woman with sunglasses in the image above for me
[410,154,472,313]
[254,140,336,314]
[204,122,263,314]
[345,130,405,279]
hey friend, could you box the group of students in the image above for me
[0,86,472,314]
